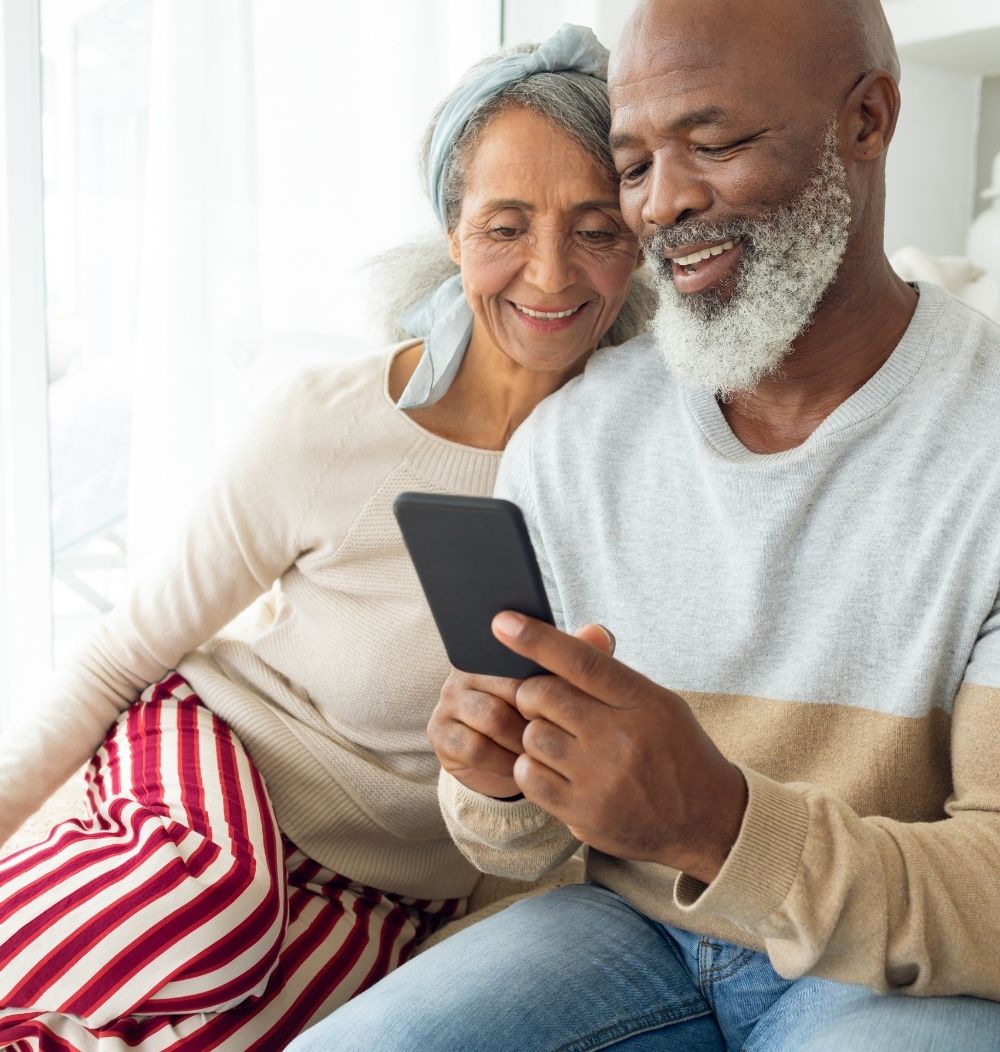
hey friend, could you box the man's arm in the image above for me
[495,607,1000,999]
[672,589,1000,999]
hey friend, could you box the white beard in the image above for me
[645,122,852,399]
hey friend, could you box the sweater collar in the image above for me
[682,282,942,463]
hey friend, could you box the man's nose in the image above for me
[523,236,575,294]
[642,155,713,230]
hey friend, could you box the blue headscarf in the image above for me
[396,24,610,410]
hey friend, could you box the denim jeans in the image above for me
[287,882,1000,1051]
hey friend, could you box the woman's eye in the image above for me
[578,229,615,242]
[490,226,521,239]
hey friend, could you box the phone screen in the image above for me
[393,492,554,678]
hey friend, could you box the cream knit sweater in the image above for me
[0,345,500,899]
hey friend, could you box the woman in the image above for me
[0,24,651,1050]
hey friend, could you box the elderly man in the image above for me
[291,1,1000,1049]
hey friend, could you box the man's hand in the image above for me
[494,612,748,885]
[428,624,615,801]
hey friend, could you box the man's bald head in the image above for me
[612,0,900,110]
[841,0,901,81]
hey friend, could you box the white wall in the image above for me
[976,76,1000,215]
[502,0,983,258]
[885,62,981,256]
[503,0,627,51]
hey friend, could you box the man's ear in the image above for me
[844,69,901,163]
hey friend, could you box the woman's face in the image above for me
[449,107,640,374]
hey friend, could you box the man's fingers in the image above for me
[494,613,642,708]
[516,676,589,732]
[443,668,523,706]
[521,716,576,775]
[573,623,616,655]
[444,762,521,802]
[513,752,572,813]
[437,720,522,779]
[453,688,527,755]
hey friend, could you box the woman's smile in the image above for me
[508,298,592,332]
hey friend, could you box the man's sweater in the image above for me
[439,282,1000,999]
[0,345,502,899]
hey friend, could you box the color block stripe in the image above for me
[682,690,953,823]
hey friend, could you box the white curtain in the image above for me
[127,0,500,563]
[127,0,259,560]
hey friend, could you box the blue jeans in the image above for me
[288,882,1000,1051]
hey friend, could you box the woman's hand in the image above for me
[428,624,615,800]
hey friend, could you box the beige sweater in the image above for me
[0,345,501,899]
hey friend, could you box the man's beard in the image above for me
[644,121,852,399]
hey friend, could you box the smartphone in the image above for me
[393,492,555,679]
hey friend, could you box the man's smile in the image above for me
[671,238,741,268]
[665,237,745,294]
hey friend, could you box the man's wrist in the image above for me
[675,765,749,883]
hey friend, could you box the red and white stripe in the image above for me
[0,675,460,1051]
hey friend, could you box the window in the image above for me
[1,0,502,729]
[0,0,50,731]
[42,0,152,661]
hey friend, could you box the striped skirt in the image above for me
[0,674,461,1050]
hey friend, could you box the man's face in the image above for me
[608,10,856,396]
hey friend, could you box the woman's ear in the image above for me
[448,229,462,266]
[844,69,901,163]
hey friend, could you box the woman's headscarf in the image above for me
[396,23,610,410]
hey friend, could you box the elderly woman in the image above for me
[0,24,650,1051]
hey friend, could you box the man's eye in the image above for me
[620,162,650,184]
[696,134,759,157]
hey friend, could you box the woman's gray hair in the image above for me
[367,41,656,348]
[424,43,615,233]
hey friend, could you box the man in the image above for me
[291,1,1000,1048]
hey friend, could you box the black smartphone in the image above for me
[393,492,555,679]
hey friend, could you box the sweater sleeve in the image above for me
[672,591,1000,999]
[0,370,331,846]
[438,769,580,881]
[435,418,580,879]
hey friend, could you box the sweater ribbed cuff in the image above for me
[439,769,552,846]
[673,765,810,929]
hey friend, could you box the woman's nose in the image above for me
[642,155,713,230]
[522,236,574,294]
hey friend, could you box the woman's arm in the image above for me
[0,369,332,845]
